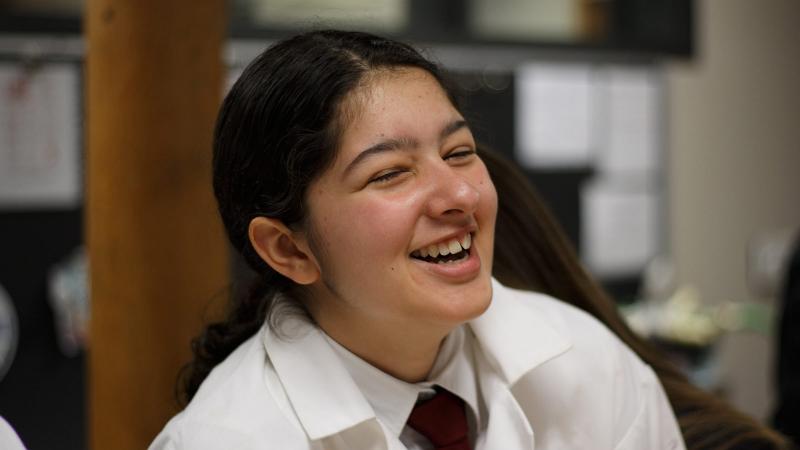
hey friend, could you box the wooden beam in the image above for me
[85,2,228,448]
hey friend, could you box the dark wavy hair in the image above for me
[180,29,791,450]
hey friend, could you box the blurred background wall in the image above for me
[667,0,800,420]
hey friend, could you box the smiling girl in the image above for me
[150,30,788,450]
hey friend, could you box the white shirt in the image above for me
[325,325,481,449]
[150,279,686,450]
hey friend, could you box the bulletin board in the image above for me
[445,59,665,302]
[0,46,85,450]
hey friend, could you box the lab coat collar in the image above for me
[469,279,572,386]
[261,279,572,442]
[475,360,538,450]
[262,316,375,441]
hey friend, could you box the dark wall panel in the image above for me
[0,210,85,450]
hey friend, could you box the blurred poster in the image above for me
[0,62,81,209]
[581,179,659,277]
[596,67,660,174]
[515,62,595,168]
[248,0,408,32]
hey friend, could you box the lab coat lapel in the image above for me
[467,279,575,450]
[475,352,535,450]
[470,280,571,386]
[317,419,392,450]
[263,316,386,448]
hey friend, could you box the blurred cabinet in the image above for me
[1,0,693,56]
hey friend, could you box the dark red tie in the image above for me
[406,387,472,450]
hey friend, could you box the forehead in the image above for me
[346,67,448,110]
[333,67,460,161]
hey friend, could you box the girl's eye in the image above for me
[369,169,405,184]
[444,148,476,161]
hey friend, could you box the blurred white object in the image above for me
[47,247,89,356]
[0,283,19,382]
[0,415,26,450]
[596,67,660,175]
[624,285,776,347]
[641,255,676,301]
[746,228,798,298]
[625,286,718,347]
[581,179,659,277]
[515,62,594,168]
[659,287,719,346]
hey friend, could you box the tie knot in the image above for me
[406,387,471,450]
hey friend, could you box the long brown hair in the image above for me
[482,147,792,450]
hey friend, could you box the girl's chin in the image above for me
[422,283,493,324]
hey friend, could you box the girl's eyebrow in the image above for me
[342,119,470,177]
[343,136,419,177]
[440,119,469,142]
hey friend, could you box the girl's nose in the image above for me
[424,166,480,220]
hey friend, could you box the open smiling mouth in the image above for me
[409,233,472,264]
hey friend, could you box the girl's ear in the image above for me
[248,217,320,285]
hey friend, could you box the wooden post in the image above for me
[579,0,611,42]
[85,2,228,448]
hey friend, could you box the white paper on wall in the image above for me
[596,67,660,174]
[515,63,595,168]
[581,179,659,277]
[0,62,81,209]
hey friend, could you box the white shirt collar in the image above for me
[261,278,572,441]
[323,333,424,437]
[324,325,483,438]
[426,326,482,430]
[262,316,375,440]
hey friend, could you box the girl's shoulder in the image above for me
[149,327,308,450]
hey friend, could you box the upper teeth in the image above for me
[414,234,472,258]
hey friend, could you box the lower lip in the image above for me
[412,243,482,281]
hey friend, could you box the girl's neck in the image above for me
[314,312,451,383]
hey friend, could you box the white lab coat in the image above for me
[150,279,685,450]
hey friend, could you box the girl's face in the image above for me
[302,67,498,336]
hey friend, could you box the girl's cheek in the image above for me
[353,202,417,245]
